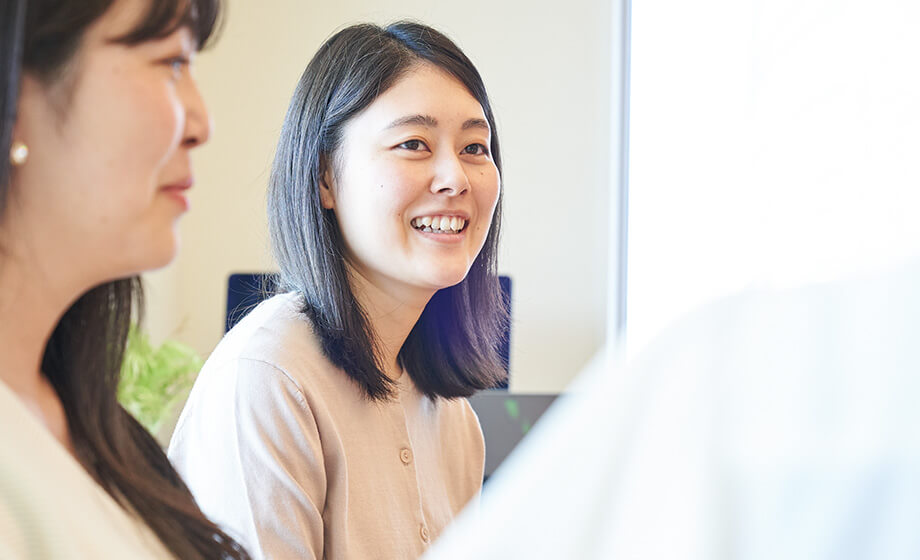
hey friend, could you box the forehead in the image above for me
[357,64,488,130]
[84,0,193,47]
[86,0,152,40]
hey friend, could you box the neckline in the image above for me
[0,378,88,472]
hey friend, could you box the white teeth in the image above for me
[413,215,466,233]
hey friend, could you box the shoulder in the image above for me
[416,392,485,492]
[445,395,481,430]
[398,377,483,443]
[220,293,324,372]
[176,293,369,432]
[195,292,339,394]
[444,396,485,467]
[423,391,484,447]
[0,388,171,559]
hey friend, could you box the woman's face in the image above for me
[322,64,500,302]
[6,0,210,287]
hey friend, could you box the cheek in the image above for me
[340,162,422,229]
[99,95,182,226]
[122,81,184,170]
[81,60,184,163]
[475,168,501,221]
[69,75,184,214]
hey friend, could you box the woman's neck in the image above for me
[0,245,81,450]
[345,264,433,380]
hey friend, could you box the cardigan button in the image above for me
[400,448,413,465]
[420,524,430,543]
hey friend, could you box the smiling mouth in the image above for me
[411,215,468,234]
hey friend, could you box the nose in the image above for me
[431,153,470,196]
[180,74,212,149]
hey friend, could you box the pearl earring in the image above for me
[9,141,29,166]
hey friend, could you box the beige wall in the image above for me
[144,0,616,393]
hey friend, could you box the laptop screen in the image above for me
[468,391,558,480]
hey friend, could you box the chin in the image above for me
[137,232,181,273]
[426,270,471,291]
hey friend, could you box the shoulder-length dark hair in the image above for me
[0,1,248,558]
[268,21,508,401]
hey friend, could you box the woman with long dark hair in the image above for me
[0,0,249,558]
[169,21,509,559]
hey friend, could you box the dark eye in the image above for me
[462,143,489,156]
[399,139,427,151]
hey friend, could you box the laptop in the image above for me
[468,391,559,481]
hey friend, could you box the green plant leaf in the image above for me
[117,326,203,435]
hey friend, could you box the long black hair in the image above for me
[268,21,508,401]
[0,1,249,558]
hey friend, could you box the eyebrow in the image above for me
[386,114,438,129]
[385,114,491,133]
[462,118,490,132]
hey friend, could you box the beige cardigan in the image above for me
[168,293,484,560]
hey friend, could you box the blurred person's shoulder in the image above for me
[0,382,174,559]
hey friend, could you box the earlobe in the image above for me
[9,114,29,169]
[9,141,29,166]
[10,75,44,166]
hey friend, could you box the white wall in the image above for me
[144,0,619,393]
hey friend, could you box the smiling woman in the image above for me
[168,21,508,560]
[0,0,248,558]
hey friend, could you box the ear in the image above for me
[11,74,41,145]
[7,76,44,172]
[319,166,336,210]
